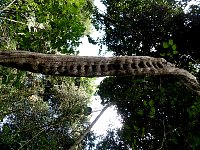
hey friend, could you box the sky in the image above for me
[77,0,122,136]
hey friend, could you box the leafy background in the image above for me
[1,0,200,149]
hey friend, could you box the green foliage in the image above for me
[0,0,96,148]
[163,42,169,49]
[93,0,200,70]
[0,0,93,54]
[96,129,130,150]
[93,0,183,56]
[0,71,94,149]
[91,1,200,148]
[97,76,200,149]
[161,39,178,58]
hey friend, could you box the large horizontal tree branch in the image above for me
[0,50,199,95]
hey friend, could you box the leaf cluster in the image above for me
[97,76,200,149]
[0,68,94,149]
[93,0,200,70]
[0,0,93,54]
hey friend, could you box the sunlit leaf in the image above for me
[137,109,143,115]
[143,100,147,106]
[142,127,145,137]
[172,44,177,51]
[169,39,173,45]
[160,53,166,56]
[149,99,154,107]
[173,50,178,55]
[163,42,169,48]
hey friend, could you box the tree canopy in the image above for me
[1,0,200,149]
[93,0,200,71]
[94,0,200,149]
[0,0,93,54]
[0,0,97,149]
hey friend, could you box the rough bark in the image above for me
[0,50,179,76]
[0,50,199,95]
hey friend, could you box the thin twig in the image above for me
[18,128,45,150]
[0,16,26,25]
[1,0,17,12]
[157,120,166,150]
[17,117,73,150]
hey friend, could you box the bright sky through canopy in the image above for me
[77,0,122,136]
[78,0,200,137]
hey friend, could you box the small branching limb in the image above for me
[0,0,26,25]
[0,16,26,25]
[18,128,46,150]
[157,120,180,150]
[0,0,17,12]
[157,120,166,150]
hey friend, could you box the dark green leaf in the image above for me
[163,42,169,48]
